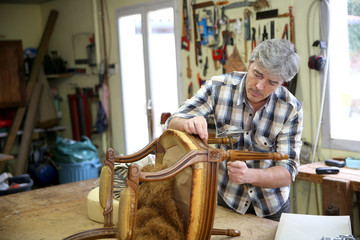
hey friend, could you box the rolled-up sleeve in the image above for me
[275,105,304,182]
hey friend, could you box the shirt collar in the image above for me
[237,73,247,106]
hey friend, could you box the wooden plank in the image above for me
[14,82,42,175]
[0,10,58,173]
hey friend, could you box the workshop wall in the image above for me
[0,4,43,49]
[1,0,360,233]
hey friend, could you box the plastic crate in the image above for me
[0,174,33,196]
[57,159,101,184]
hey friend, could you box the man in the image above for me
[166,39,303,221]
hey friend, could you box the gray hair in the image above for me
[249,39,300,82]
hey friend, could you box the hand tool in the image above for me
[289,6,295,44]
[188,81,193,99]
[197,73,204,87]
[181,36,190,51]
[244,9,251,63]
[262,25,268,41]
[199,17,208,45]
[270,20,274,39]
[182,0,191,41]
[192,1,214,66]
[223,0,269,11]
[197,41,203,67]
[203,56,209,76]
[256,9,290,20]
[187,55,192,78]
[281,24,288,40]
[251,27,256,51]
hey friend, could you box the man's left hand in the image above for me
[227,161,252,184]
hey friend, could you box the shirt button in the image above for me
[245,204,248,207]
[250,190,253,193]
[249,113,253,116]
[264,142,267,145]
[246,132,249,135]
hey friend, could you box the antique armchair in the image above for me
[65,129,288,240]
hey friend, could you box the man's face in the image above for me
[245,62,283,108]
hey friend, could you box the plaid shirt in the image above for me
[167,72,303,217]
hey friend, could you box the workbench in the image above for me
[0,178,278,240]
[297,162,360,232]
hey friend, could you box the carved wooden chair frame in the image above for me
[65,129,288,240]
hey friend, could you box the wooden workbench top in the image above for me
[297,162,360,192]
[0,178,278,240]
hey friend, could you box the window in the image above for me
[117,1,182,154]
[322,0,360,152]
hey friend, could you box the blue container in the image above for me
[57,159,101,184]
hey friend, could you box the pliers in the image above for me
[251,27,256,51]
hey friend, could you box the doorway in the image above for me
[117,0,182,154]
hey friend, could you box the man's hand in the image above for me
[227,161,251,184]
[168,116,208,141]
[227,161,292,188]
[183,116,208,141]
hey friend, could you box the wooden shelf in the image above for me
[46,73,73,79]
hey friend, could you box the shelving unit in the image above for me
[0,125,66,139]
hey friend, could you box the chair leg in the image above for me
[212,228,241,237]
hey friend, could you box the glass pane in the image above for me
[148,8,179,138]
[329,0,360,142]
[118,14,149,154]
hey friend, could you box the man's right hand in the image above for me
[168,116,208,141]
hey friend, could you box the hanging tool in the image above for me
[181,36,190,51]
[197,41,203,68]
[256,9,290,20]
[197,72,205,87]
[222,0,269,11]
[181,0,191,51]
[188,82,193,99]
[286,6,297,95]
[203,9,215,45]
[244,9,251,63]
[192,1,215,66]
[262,25,268,41]
[251,27,256,51]
[199,17,208,45]
[233,18,242,35]
[203,56,209,76]
[289,6,295,44]
[212,1,228,70]
[183,0,191,40]
[270,21,275,39]
[186,55,192,78]
[281,24,288,40]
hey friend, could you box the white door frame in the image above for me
[116,0,183,153]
